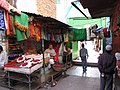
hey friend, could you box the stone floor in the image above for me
[1,66,120,90]
[42,76,99,90]
[40,66,100,90]
[66,66,100,78]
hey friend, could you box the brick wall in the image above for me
[36,0,56,18]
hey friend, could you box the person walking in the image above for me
[79,43,89,72]
[98,45,116,90]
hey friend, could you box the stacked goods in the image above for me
[5,54,43,68]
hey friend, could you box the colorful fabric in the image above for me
[72,28,86,41]
[51,33,55,41]
[0,0,9,11]
[103,28,110,38]
[41,28,45,39]
[29,22,35,37]
[113,0,120,31]
[0,0,21,15]
[14,22,28,32]
[7,14,15,36]
[47,33,51,41]
[35,25,41,42]
[54,44,61,62]
[0,10,7,30]
[14,12,28,41]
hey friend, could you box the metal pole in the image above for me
[28,75,31,90]
[7,72,11,89]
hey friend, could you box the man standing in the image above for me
[98,45,116,90]
[79,43,89,72]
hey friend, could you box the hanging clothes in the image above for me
[53,44,61,62]
[103,28,110,38]
[55,34,60,43]
[0,0,9,11]
[47,33,51,41]
[51,33,55,41]
[72,28,86,41]
[55,34,59,43]
[29,21,35,37]
[35,21,43,42]
[35,26,41,42]
[117,7,120,26]
[41,28,46,39]
[14,12,28,41]
[0,10,7,30]
[6,14,16,36]
[64,33,69,42]
[113,0,120,31]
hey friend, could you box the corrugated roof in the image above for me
[23,11,72,29]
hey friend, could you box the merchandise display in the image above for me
[4,54,43,74]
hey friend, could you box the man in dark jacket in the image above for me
[80,43,89,72]
[98,45,116,90]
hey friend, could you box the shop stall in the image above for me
[4,54,43,90]
[0,0,73,89]
[0,2,73,90]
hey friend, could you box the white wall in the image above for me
[16,0,37,13]
[56,0,67,23]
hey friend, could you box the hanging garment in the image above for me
[73,28,87,41]
[64,33,69,42]
[117,7,120,26]
[14,12,28,41]
[58,35,61,43]
[103,28,110,38]
[53,44,61,62]
[47,33,51,41]
[56,34,59,43]
[29,22,35,37]
[0,0,21,15]
[35,26,41,42]
[7,14,16,36]
[54,34,57,43]
[0,0,9,11]
[51,33,55,41]
[113,1,120,31]
[59,34,62,42]
[41,28,45,39]
[0,10,7,30]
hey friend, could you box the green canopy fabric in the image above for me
[72,28,87,41]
